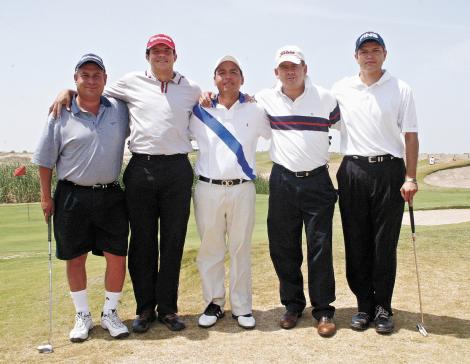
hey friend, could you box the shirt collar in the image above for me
[211,92,246,107]
[145,69,184,84]
[353,70,391,88]
[71,95,111,115]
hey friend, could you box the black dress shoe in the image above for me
[158,313,186,331]
[132,309,156,333]
[374,306,394,334]
[351,312,371,331]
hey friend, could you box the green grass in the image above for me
[1,157,470,362]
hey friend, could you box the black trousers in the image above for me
[123,154,193,316]
[268,163,337,320]
[337,157,405,316]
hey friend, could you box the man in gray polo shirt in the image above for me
[33,54,130,342]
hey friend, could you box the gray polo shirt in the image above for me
[32,96,129,186]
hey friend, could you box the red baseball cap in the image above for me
[146,34,176,50]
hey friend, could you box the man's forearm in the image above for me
[39,166,53,200]
[404,132,419,178]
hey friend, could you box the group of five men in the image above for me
[33,31,418,342]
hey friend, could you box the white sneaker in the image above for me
[69,312,93,342]
[101,310,130,339]
[198,303,224,328]
[233,313,256,329]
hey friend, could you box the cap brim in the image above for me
[147,40,175,50]
[356,38,385,51]
[75,60,105,72]
[214,55,242,73]
[276,55,302,67]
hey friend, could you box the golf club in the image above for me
[37,217,54,353]
[408,200,429,337]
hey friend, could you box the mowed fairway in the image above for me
[1,168,470,363]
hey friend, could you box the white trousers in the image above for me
[194,180,256,316]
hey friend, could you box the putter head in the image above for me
[416,323,428,337]
[37,344,53,353]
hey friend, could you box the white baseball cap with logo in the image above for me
[275,45,305,67]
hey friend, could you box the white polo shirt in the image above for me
[105,70,201,155]
[190,95,271,180]
[332,71,418,158]
[256,77,340,172]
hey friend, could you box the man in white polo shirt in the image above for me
[332,31,419,334]
[190,55,270,329]
[256,46,340,337]
[51,34,201,333]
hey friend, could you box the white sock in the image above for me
[70,289,89,313]
[103,291,122,313]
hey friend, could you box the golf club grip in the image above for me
[409,204,416,234]
[47,217,51,243]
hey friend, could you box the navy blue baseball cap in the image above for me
[355,32,386,51]
[75,53,106,72]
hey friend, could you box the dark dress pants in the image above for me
[124,154,193,316]
[337,157,405,315]
[268,164,337,320]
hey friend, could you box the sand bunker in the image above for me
[402,209,470,226]
[424,166,470,189]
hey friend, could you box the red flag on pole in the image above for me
[13,165,27,177]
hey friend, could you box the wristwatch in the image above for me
[405,177,418,184]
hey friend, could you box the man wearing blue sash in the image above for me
[190,56,270,329]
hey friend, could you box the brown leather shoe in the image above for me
[317,316,336,337]
[280,311,301,329]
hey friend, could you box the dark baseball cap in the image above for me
[355,31,386,51]
[75,53,106,72]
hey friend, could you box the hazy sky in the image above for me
[1,0,469,153]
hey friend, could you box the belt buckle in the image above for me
[222,180,233,186]
[378,156,384,163]
[295,172,306,178]
[368,156,377,163]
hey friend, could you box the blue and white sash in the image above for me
[192,95,256,180]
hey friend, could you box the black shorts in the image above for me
[53,181,129,260]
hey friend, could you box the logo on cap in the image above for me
[146,34,176,50]
[355,31,385,51]
[275,45,305,67]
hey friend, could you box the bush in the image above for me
[254,176,269,194]
[0,163,47,203]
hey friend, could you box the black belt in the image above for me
[275,163,327,178]
[132,153,187,161]
[60,180,120,189]
[198,175,250,186]
[345,154,397,163]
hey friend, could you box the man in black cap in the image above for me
[332,31,419,334]
[34,54,130,342]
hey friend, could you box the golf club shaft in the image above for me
[408,201,425,324]
[47,218,52,344]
